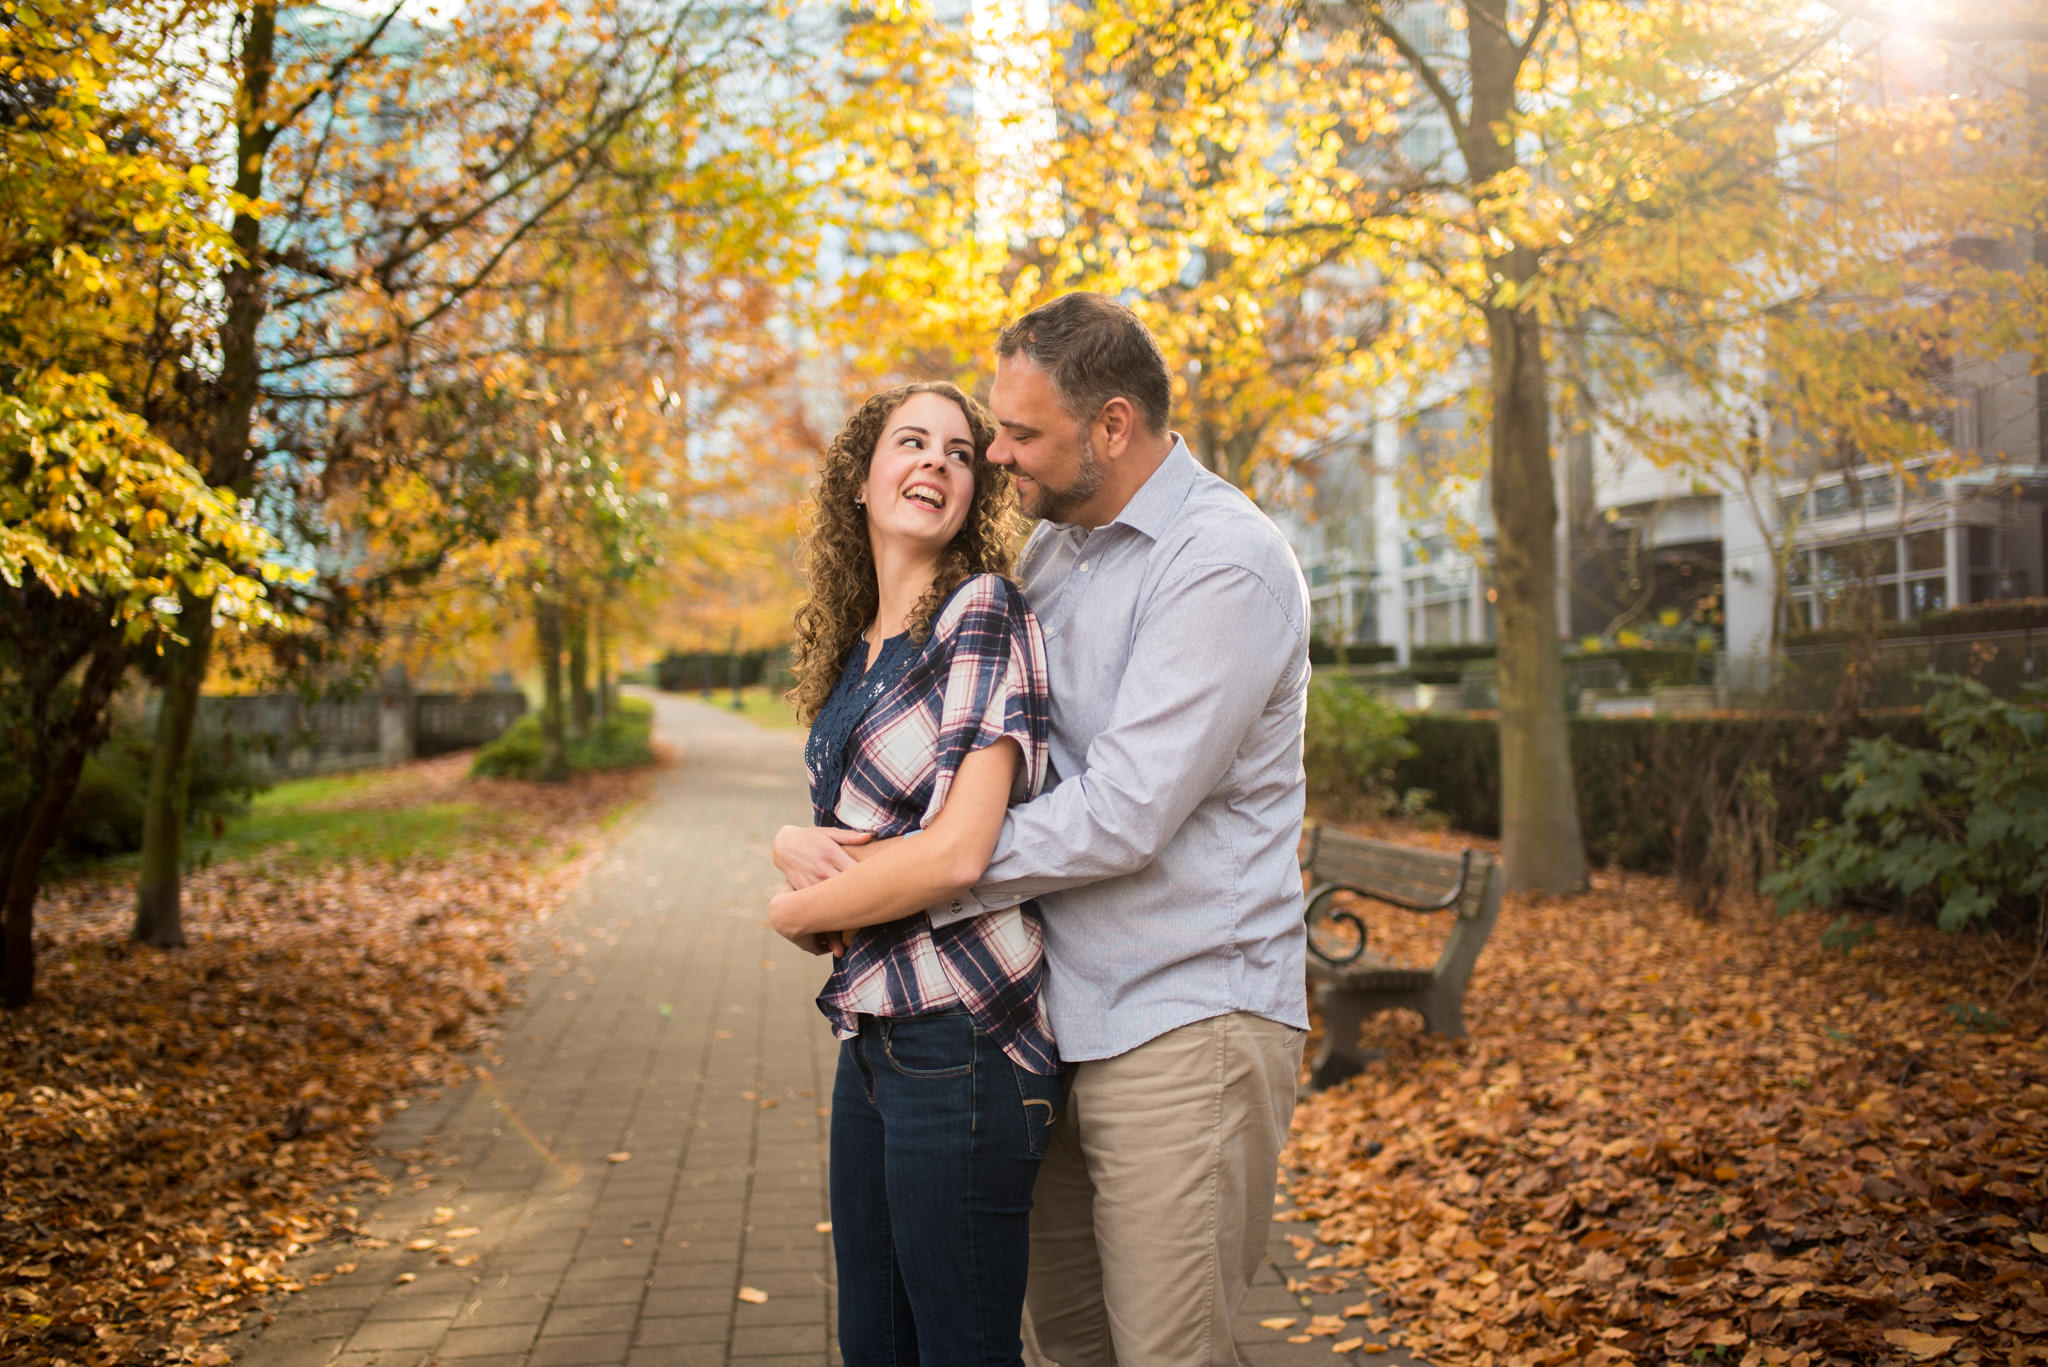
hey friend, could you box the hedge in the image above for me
[1308,639,1399,666]
[1785,597,2048,647]
[1390,711,1935,906]
[1403,642,1706,689]
[1411,643,1500,665]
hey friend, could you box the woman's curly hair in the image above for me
[788,382,1021,722]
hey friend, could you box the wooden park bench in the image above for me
[1299,825,1504,1089]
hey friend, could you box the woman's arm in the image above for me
[768,738,1020,940]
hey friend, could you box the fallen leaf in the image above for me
[448,1227,480,1239]
[1261,1318,1299,1331]
[404,1238,437,1251]
[1883,1330,1959,1358]
[394,1272,416,1285]
[607,1151,632,1164]
[1280,829,2048,1367]
[815,1222,833,1234]
[0,754,652,1367]
[738,1286,769,1304]
[1332,1338,1365,1354]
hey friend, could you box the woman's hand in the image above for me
[770,882,846,956]
[773,824,874,889]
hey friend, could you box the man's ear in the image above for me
[1096,395,1136,460]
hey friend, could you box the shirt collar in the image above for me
[1102,437,1200,542]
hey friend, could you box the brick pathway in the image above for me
[229,693,1415,1367]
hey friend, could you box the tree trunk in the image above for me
[133,0,276,941]
[567,601,592,740]
[1486,300,1588,893]
[595,604,612,723]
[535,577,570,782]
[4,639,129,1007]
[1466,0,1586,894]
[134,598,216,946]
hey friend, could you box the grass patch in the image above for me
[712,685,804,730]
[195,796,521,868]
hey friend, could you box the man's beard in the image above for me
[1025,435,1107,523]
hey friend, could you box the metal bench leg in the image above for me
[1311,985,1376,1090]
[1418,986,1468,1039]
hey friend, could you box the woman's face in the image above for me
[860,391,977,557]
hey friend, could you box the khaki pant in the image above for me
[1027,1012,1304,1367]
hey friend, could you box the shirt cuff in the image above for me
[927,885,1028,928]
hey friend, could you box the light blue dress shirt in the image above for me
[929,441,1311,1061]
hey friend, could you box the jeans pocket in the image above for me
[879,1011,975,1078]
[1012,1064,1060,1157]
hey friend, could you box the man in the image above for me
[787,292,1310,1365]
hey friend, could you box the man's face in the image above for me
[988,355,1105,524]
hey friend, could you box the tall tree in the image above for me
[136,0,806,932]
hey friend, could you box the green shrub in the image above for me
[1302,677,1419,820]
[1762,675,2048,931]
[470,716,546,778]
[0,717,269,865]
[1572,645,1704,690]
[471,695,655,780]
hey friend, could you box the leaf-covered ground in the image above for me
[1282,823,2048,1367]
[0,755,652,1367]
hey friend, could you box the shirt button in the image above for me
[1078,560,1090,572]
[949,900,962,913]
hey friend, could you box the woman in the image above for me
[766,381,1057,1367]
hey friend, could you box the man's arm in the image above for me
[931,562,1301,926]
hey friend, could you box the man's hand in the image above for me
[773,824,873,889]
[770,882,847,956]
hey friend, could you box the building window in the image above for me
[1785,528,1952,627]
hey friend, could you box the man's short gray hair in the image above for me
[996,292,1172,436]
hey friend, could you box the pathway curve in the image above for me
[230,693,1403,1367]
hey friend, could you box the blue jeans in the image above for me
[830,1008,1060,1367]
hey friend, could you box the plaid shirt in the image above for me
[806,574,1056,1074]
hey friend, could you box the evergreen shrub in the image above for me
[1571,646,1704,690]
[1785,597,2048,647]
[472,695,655,779]
[1303,676,1417,819]
[1410,642,1496,684]
[1308,639,1399,667]
[0,718,268,865]
[1763,676,2048,931]
[1388,710,1935,906]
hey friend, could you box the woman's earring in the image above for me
[855,494,865,509]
